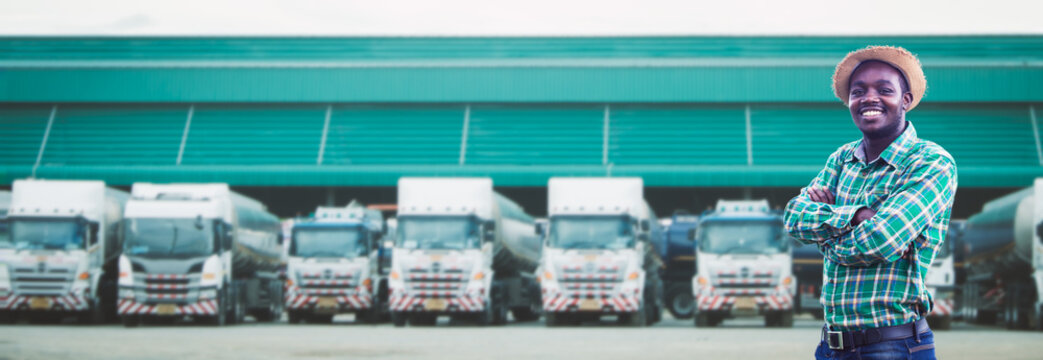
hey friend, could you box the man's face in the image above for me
[847,61,913,139]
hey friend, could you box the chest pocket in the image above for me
[862,184,894,210]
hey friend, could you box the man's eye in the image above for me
[880,89,894,94]
[850,90,864,96]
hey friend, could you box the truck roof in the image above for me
[397,177,494,219]
[10,179,126,221]
[548,177,645,217]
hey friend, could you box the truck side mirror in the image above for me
[86,222,99,247]
[687,229,696,241]
[640,220,650,232]
[483,222,496,242]
[534,223,544,236]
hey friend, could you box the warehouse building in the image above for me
[1,36,1041,216]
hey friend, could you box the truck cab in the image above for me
[539,177,664,327]
[118,183,283,327]
[284,203,387,324]
[692,199,795,327]
[0,180,126,324]
[389,177,541,327]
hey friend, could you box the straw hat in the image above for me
[832,46,926,111]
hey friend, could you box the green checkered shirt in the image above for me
[784,122,957,331]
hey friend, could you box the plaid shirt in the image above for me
[784,122,957,331]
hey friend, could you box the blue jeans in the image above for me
[814,330,935,360]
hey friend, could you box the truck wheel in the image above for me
[622,307,646,327]
[287,311,304,324]
[391,312,407,327]
[764,312,779,327]
[928,315,952,330]
[410,313,437,326]
[779,311,794,328]
[121,315,140,328]
[79,301,105,325]
[694,312,709,327]
[510,305,541,322]
[545,313,569,327]
[666,285,695,320]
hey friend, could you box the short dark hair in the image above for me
[851,60,910,94]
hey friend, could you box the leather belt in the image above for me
[822,318,930,351]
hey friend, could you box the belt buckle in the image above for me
[826,331,844,350]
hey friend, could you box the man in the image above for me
[784,46,957,359]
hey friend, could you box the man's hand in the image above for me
[851,207,876,226]
[807,187,835,205]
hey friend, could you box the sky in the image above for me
[0,0,1040,36]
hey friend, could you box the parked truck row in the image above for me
[9,175,1027,331]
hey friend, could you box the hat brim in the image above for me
[832,46,926,111]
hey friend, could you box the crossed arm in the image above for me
[783,150,957,267]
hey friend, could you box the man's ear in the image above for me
[901,92,913,111]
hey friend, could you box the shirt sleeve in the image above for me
[822,151,957,267]
[783,147,862,244]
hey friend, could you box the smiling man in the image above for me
[783,46,957,359]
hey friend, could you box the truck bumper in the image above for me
[285,291,372,312]
[0,292,89,312]
[697,294,792,313]
[117,298,218,317]
[542,293,641,313]
[929,298,954,317]
[389,292,485,313]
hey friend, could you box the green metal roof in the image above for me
[2,36,1043,103]
[3,102,1041,187]
[1,37,1041,187]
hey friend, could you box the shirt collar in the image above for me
[849,121,918,167]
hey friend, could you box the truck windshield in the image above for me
[124,218,214,258]
[397,216,480,250]
[548,216,634,250]
[8,219,86,250]
[698,219,787,255]
[291,227,366,258]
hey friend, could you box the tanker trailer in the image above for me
[389,178,542,326]
[960,178,1043,330]
[118,183,284,327]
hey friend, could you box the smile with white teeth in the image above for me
[861,110,882,117]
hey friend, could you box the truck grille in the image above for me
[134,273,202,301]
[10,265,75,295]
[297,271,358,294]
[559,265,622,299]
[405,268,466,298]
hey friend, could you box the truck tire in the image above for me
[410,313,437,326]
[665,284,695,320]
[779,311,794,328]
[622,307,646,327]
[79,300,105,325]
[545,313,570,327]
[208,289,228,326]
[928,315,952,330]
[287,311,304,324]
[694,312,714,327]
[121,315,140,328]
[511,305,541,322]
[391,312,407,327]
[764,311,779,327]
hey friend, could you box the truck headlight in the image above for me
[200,255,223,287]
[118,255,134,287]
[199,289,218,299]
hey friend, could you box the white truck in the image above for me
[389,178,542,326]
[539,177,665,327]
[692,199,795,327]
[118,183,284,326]
[924,219,960,330]
[960,179,1043,330]
[284,201,388,324]
[0,180,128,324]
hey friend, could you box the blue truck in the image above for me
[663,213,699,319]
